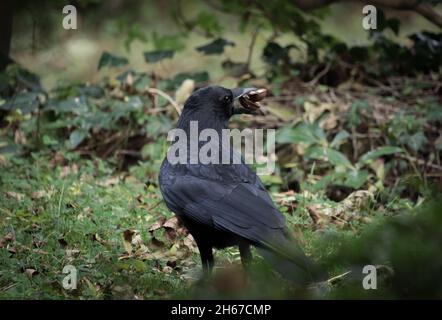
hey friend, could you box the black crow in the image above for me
[159,86,326,285]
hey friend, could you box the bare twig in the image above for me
[398,154,442,172]
[246,28,260,72]
[147,87,181,115]
[326,270,352,285]
[307,62,331,86]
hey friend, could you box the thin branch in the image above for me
[398,154,442,171]
[147,87,181,115]
[246,28,260,72]
[413,2,442,28]
[307,62,331,86]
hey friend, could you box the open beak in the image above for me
[231,87,267,114]
[232,87,257,100]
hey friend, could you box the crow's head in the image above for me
[181,86,261,121]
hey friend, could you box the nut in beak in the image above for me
[239,88,267,110]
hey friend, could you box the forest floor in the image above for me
[1,63,441,299]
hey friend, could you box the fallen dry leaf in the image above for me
[14,129,27,145]
[97,176,120,187]
[60,164,79,178]
[307,190,374,229]
[123,229,135,254]
[5,191,24,201]
[162,266,173,274]
[149,216,167,232]
[0,233,14,248]
[50,152,66,167]
[32,239,46,248]
[31,190,53,200]
[25,269,36,278]
[163,217,179,229]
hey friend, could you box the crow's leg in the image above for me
[239,243,252,270]
[196,242,214,275]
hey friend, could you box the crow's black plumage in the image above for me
[159,86,326,285]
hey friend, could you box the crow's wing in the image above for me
[159,162,326,284]
[160,165,286,244]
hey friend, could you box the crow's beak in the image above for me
[231,87,267,115]
[232,87,257,100]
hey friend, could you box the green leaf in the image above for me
[164,72,209,90]
[124,24,147,51]
[344,170,369,189]
[330,130,350,148]
[46,96,89,114]
[294,123,324,144]
[97,52,128,70]
[0,92,39,114]
[68,130,87,149]
[276,122,325,145]
[359,146,403,164]
[262,42,296,66]
[195,12,223,35]
[306,146,352,168]
[152,32,185,51]
[312,174,333,192]
[275,126,294,144]
[143,50,174,63]
[16,69,42,92]
[326,148,353,168]
[407,132,427,152]
[42,135,58,146]
[196,38,235,55]
[133,73,151,91]
[146,115,172,136]
[348,99,370,127]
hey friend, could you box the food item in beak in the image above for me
[239,88,267,110]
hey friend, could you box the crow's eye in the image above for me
[223,95,231,103]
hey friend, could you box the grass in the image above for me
[0,153,189,299]
[1,149,412,299]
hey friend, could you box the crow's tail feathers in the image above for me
[257,233,327,286]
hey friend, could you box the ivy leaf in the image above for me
[143,50,175,63]
[46,96,89,114]
[42,135,59,146]
[195,12,223,35]
[262,42,296,66]
[16,69,43,92]
[407,132,427,152]
[0,92,39,114]
[164,71,209,90]
[97,52,128,70]
[152,32,185,51]
[196,38,235,55]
